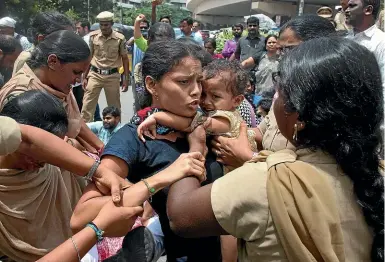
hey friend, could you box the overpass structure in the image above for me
[187,0,339,27]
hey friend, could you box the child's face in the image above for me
[200,73,243,112]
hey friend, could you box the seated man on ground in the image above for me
[87,106,123,145]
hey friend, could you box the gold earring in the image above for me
[293,124,298,141]
[154,94,159,101]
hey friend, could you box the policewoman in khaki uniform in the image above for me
[82,11,130,122]
[0,30,104,153]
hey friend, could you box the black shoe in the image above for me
[103,226,156,262]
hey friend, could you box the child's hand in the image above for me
[137,115,157,142]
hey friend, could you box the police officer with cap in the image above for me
[316,7,336,28]
[81,11,130,122]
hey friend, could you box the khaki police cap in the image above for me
[97,11,114,22]
[317,7,333,18]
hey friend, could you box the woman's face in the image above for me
[204,42,215,55]
[273,88,299,143]
[47,55,91,94]
[277,28,302,56]
[154,56,202,117]
[160,18,171,24]
[266,36,278,53]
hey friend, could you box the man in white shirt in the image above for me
[0,17,31,51]
[346,0,384,147]
[178,17,204,46]
[346,0,385,90]
[76,21,91,47]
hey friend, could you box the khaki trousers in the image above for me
[81,71,121,122]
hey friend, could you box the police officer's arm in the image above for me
[82,66,91,89]
[17,123,101,177]
[120,36,130,91]
[3,122,124,203]
[82,34,94,88]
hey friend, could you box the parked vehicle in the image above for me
[90,23,133,40]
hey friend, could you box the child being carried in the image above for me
[137,59,258,163]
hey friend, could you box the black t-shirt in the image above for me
[235,35,266,63]
[102,124,223,261]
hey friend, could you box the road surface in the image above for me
[98,87,135,123]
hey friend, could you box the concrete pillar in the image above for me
[195,14,244,26]
[297,0,305,15]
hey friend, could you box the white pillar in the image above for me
[297,0,305,16]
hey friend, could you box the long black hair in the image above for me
[177,38,212,67]
[277,37,384,261]
[147,22,175,45]
[27,30,90,69]
[280,14,336,40]
[0,90,68,137]
[203,59,248,96]
[142,39,205,82]
[28,11,74,45]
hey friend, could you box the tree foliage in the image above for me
[2,0,190,34]
[1,0,113,32]
[119,0,191,27]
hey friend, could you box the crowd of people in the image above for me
[0,0,384,261]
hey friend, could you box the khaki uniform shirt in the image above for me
[257,100,295,152]
[0,117,21,155]
[89,30,127,69]
[12,50,32,76]
[0,64,81,138]
[208,110,257,151]
[211,149,372,262]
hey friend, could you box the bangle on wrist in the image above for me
[85,159,101,181]
[86,222,104,242]
[70,237,81,262]
[142,178,156,203]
